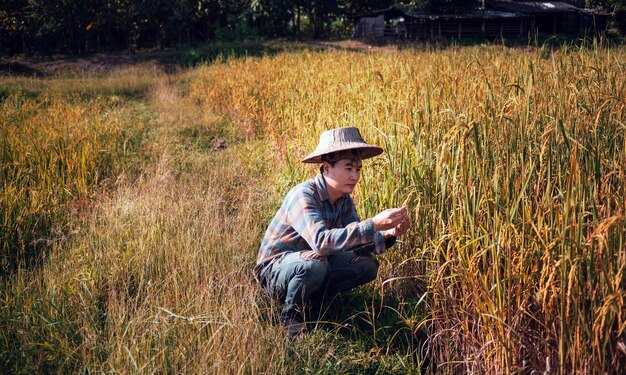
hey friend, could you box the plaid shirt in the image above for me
[254,173,391,278]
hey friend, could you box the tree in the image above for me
[252,0,294,38]
[588,0,626,33]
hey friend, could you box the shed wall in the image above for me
[355,15,385,38]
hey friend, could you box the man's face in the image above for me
[324,158,362,195]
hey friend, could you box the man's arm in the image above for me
[343,196,394,255]
[287,191,377,257]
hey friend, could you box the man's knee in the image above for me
[297,252,330,288]
[352,254,379,283]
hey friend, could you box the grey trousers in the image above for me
[260,251,379,320]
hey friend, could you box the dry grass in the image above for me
[2,68,415,373]
[190,43,626,373]
[1,41,625,373]
[0,90,152,273]
[0,65,161,99]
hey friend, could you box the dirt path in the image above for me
[0,40,404,77]
[1,50,183,76]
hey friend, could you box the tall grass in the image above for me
[2,67,386,373]
[190,43,626,373]
[1,43,624,374]
[0,90,152,274]
[0,65,161,99]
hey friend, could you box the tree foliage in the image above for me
[0,0,621,55]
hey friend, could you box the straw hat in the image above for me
[302,127,383,164]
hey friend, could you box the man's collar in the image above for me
[314,174,330,201]
[314,174,349,203]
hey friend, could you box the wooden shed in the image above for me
[485,1,609,35]
[351,2,610,41]
[353,7,407,38]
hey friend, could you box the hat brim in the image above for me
[302,144,384,164]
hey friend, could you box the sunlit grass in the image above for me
[0,66,161,99]
[190,43,626,373]
[1,41,624,373]
[0,92,154,273]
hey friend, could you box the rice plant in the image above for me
[1,42,624,373]
[190,43,626,373]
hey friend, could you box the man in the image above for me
[254,127,410,337]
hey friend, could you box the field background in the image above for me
[1,41,625,373]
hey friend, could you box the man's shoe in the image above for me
[281,312,307,338]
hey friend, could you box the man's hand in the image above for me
[372,207,408,232]
[383,218,410,238]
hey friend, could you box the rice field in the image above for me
[1,41,625,373]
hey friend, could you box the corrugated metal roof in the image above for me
[408,9,525,20]
[352,7,526,21]
[349,6,407,19]
[486,1,581,14]
[350,2,607,21]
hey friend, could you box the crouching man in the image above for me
[253,127,410,337]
